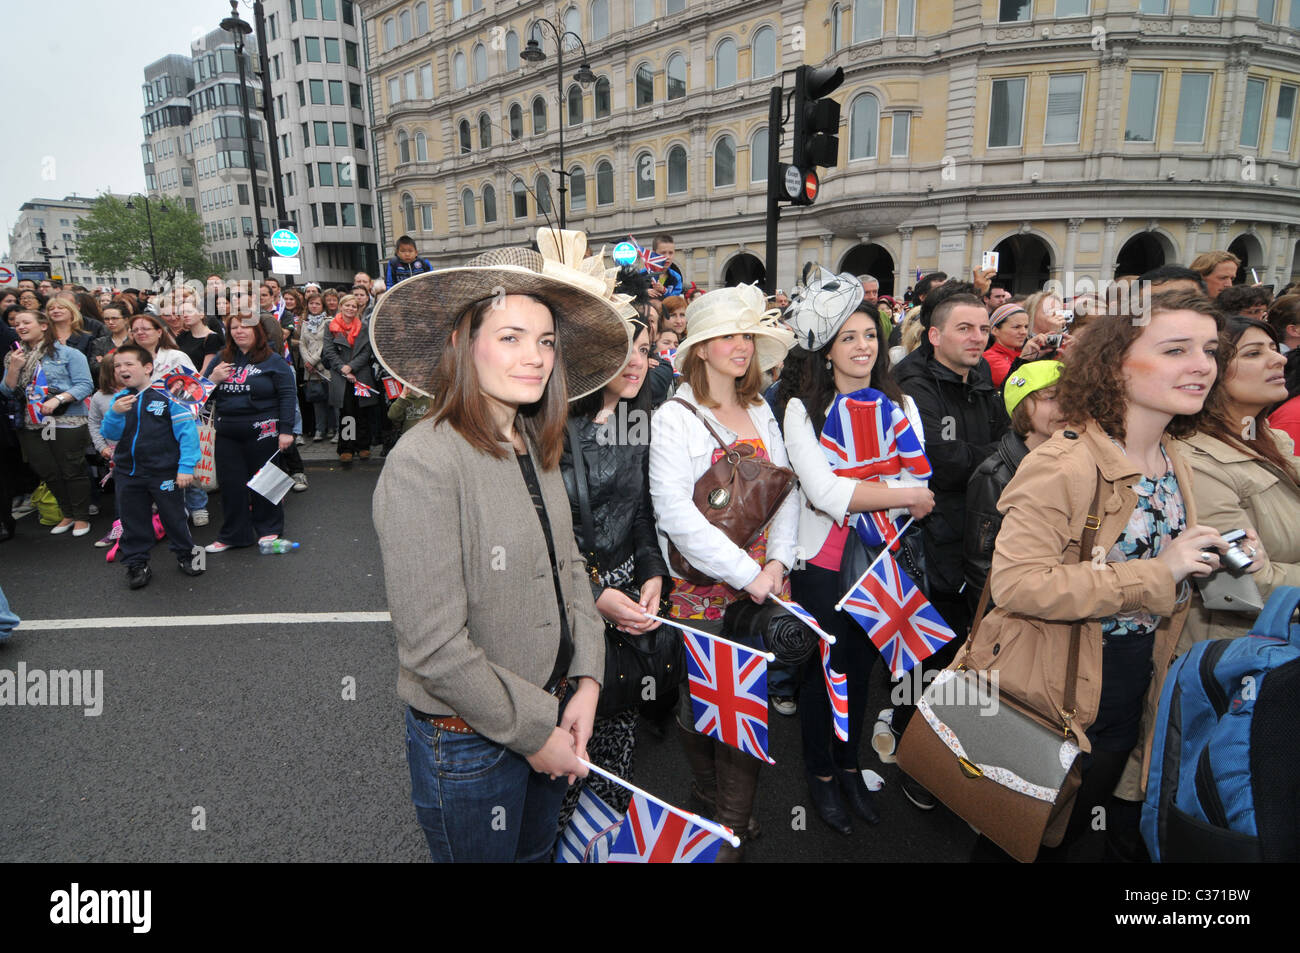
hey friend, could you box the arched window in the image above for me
[563,6,581,37]
[849,93,879,159]
[472,43,487,84]
[415,130,428,161]
[535,174,552,215]
[667,145,688,194]
[402,192,416,231]
[505,30,520,70]
[714,134,736,187]
[666,53,686,100]
[831,4,844,52]
[596,159,614,205]
[591,0,609,40]
[479,112,492,148]
[512,178,528,218]
[383,17,396,50]
[532,96,548,134]
[751,27,776,79]
[453,52,467,90]
[569,166,587,210]
[715,38,737,89]
[594,76,611,118]
[853,0,883,43]
[415,2,429,34]
[461,189,476,226]
[399,9,412,42]
[509,103,523,140]
[750,127,768,182]
[635,64,654,107]
[634,0,654,26]
[483,183,498,223]
[635,151,655,199]
[567,84,584,125]
[397,129,410,163]
[458,119,471,154]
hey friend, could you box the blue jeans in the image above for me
[0,583,18,639]
[405,708,568,863]
[185,486,208,512]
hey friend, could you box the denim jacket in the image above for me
[0,342,94,426]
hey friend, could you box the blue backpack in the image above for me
[1141,586,1300,862]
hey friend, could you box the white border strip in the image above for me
[17,612,392,631]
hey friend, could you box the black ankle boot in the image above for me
[808,775,853,836]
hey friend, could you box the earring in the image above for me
[825,359,832,370]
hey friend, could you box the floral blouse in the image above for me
[1101,448,1187,638]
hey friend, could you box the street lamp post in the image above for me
[221,0,271,280]
[125,194,163,284]
[521,22,596,230]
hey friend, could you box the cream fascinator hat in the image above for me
[673,283,794,372]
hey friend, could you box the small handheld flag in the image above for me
[840,551,956,676]
[682,629,775,764]
[821,639,850,742]
[608,794,723,864]
[580,758,739,848]
[353,379,379,397]
[555,788,623,864]
[771,596,836,644]
[26,363,50,425]
[246,450,295,504]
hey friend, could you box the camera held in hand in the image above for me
[1205,529,1254,574]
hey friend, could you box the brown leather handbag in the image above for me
[896,472,1104,862]
[665,398,796,586]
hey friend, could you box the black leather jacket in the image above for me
[962,430,1030,599]
[560,414,671,601]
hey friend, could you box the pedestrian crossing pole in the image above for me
[764,85,782,297]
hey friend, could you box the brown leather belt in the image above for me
[411,679,569,735]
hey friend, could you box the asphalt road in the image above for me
[0,448,975,863]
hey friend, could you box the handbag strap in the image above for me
[1061,470,1106,733]
[566,419,597,560]
[669,397,734,455]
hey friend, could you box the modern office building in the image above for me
[7,196,153,290]
[140,2,378,285]
[358,0,1300,296]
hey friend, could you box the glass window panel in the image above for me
[752,27,775,79]
[533,97,547,133]
[306,37,321,62]
[597,160,614,204]
[570,168,586,210]
[751,128,768,181]
[1055,0,1088,16]
[595,76,611,117]
[715,39,737,88]
[668,146,687,193]
[314,121,330,145]
[989,77,1026,147]
[483,185,497,223]
[636,65,654,106]
[333,121,348,145]
[325,38,340,63]
[999,0,1031,21]
[318,162,334,186]
[462,190,476,226]
[1124,71,1160,142]
[1242,78,1266,148]
[1174,72,1211,143]
[329,80,344,105]
[592,0,609,39]
[323,202,338,226]
[1044,74,1084,145]
[513,180,528,218]
[853,0,882,42]
[667,54,686,100]
[850,94,879,157]
[1189,0,1216,14]
[636,153,655,199]
[1257,0,1275,22]
[897,0,915,35]
[1274,84,1296,152]
[891,112,911,156]
[714,136,735,186]
[480,114,492,147]
[634,0,653,25]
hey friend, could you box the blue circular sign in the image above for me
[612,241,638,267]
[270,229,301,257]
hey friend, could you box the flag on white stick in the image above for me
[770,596,836,644]
[247,451,295,504]
[580,759,740,849]
[834,516,915,613]
[643,614,777,662]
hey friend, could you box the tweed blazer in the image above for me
[373,417,605,757]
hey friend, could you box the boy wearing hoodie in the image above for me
[100,344,205,589]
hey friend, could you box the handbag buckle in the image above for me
[958,757,983,779]
[1084,514,1101,531]
[1060,707,1077,740]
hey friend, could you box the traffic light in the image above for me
[793,65,845,174]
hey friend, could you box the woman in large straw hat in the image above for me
[648,282,796,861]
[372,228,633,862]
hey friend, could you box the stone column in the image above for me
[897,226,914,296]
[1215,219,1235,251]
[1062,218,1084,295]
[1100,218,1123,287]
[1185,218,1205,260]
[969,221,987,275]
[820,233,835,270]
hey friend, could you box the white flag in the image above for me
[247,452,294,504]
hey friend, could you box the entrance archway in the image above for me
[991,233,1052,294]
[1115,232,1169,279]
[839,243,896,297]
[723,253,765,288]
[1228,234,1266,286]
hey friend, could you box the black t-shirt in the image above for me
[516,452,574,692]
[176,330,223,372]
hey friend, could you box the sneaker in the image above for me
[204,540,233,553]
[95,521,124,548]
[127,564,152,590]
[325,430,337,441]
[12,495,34,518]
[295,435,305,446]
[291,473,308,492]
[191,509,210,527]
[177,556,204,577]
[312,433,324,443]
[258,534,280,544]
[771,696,797,717]
[901,775,937,811]
[88,503,100,516]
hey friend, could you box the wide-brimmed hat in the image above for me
[369,229,635,399]
[785,267,866,352]
[673,283,794,372]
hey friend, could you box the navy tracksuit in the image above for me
[383,255,433,288]
[100,387,200,569]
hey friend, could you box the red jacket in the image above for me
[1269,396,1300,451]
[983,342,1020,388]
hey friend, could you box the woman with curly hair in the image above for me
[963,289,1260,862]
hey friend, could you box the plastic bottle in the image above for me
[258,539,300,554]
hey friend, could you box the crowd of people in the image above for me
[5,229,1298,864]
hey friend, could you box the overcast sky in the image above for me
[0,0,230,258]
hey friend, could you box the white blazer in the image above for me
[783,394,927,565]
[649,383,800,591]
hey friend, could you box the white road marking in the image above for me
[16,612,392,631]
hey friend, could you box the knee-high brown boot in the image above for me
[712,739,762,863]
[676,719,718,813]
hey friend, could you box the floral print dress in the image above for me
[669,438,791,621]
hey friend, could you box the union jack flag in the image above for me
[555,787,623,864]
[640,249,669,274]
[683,630,775,764]
[842,551,956,676]
[821,639,850,742]
[25,363,50,425]
[353,380,378,397]
[607,794,723,864]
[819,387,930,548]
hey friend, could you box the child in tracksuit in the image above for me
[100,344,204,589]
[382,235,433,289]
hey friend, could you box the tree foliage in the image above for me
[77,194,218,288]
